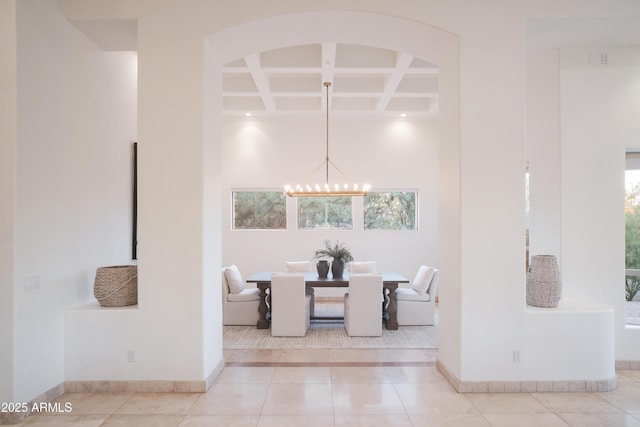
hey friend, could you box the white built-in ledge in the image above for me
[438,299,616,393]
[523,298,615,387]
[525,299,613,314]
[68,301,138,311]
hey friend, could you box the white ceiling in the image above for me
[69,15,640,118]
[222,43,439,117]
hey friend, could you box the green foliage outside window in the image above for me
[298,196,352,229]
[233,191,286,230]
[625,176,640,302]
[626,182,640,269]
[626,277,640,301]
[364,192,417,230]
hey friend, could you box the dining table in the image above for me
[245,271,410,330]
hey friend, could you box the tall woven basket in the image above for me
[526,255,561,308]
[94,265,138,307]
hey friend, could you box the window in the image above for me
[625,151,640,325]
[232,191,286,230]
[297,196,353,230]
[364,191,417,230]
[525,165,530,271]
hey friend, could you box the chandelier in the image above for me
[284,82,370,197]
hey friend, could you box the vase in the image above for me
[316,260,330,278]
[331,259,345,278]
[526,255,561,308]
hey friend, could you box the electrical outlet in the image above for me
[127,350,136,363]
[23,275,40,291]
[513,350,521,363]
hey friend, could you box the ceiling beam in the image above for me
[245,54,276,112]
[375,53,414,113]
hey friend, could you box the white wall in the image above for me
[65,5,225,383]
[0,0,17,404]
[221,116,439,284]
[11,0,639,400]
[435,37,462,380]
[449,3,528,381]
[14,0,136,401]
[559,61,640,360]
[523,46,617,382]
[526,48,562,259]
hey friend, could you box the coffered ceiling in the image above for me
[69,16,640,119]
[222,43,439,117]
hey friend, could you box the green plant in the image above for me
[313,239,354,264]
[626,276,640,301]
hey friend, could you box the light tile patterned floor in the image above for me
[16,348,640,426]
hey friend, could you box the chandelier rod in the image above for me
[325,81,330,186]
[284,81,370,196]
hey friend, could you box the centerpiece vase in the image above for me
[316,260,330,278]
[526,255,561,308]
[331,259,345,279]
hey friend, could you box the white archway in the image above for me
[203,10,461,361]
[206,11,456,67]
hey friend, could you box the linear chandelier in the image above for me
[285,82,370,197]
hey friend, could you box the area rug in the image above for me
[223,303,439,349]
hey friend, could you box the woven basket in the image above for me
[94,265,138,307]
[526,255,561,308]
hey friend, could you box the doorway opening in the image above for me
[205,10,460,352]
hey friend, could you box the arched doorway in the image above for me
[205,11,460,352]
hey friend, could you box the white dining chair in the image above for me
[221,266,261,326]
[396,266,439,325]
[285,260,315,317]
[285,260,313,272]
[348,261,377,273]
[348,261,384,312]
[344,273,383,336]
[270,273,312,336]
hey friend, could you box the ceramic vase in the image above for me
[526,255,561,308]
[331,259,345,278]
[316,260,329,278]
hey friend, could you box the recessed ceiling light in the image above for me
[400,113,407,118]
[245,112,252,117]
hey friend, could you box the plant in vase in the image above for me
[314,239,354,278]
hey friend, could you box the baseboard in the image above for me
[436,359,617,393]
[616,360,640,370]
[64,379,207,393]
[1,359,224,425]
[64,359,225,395]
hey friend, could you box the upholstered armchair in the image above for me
[396,266,440,326]
[344,274,383,336]
[270,273,312,336]
[286,260,315,317]
[222,265,261,326]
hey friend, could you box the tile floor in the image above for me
[15,348,640,426]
